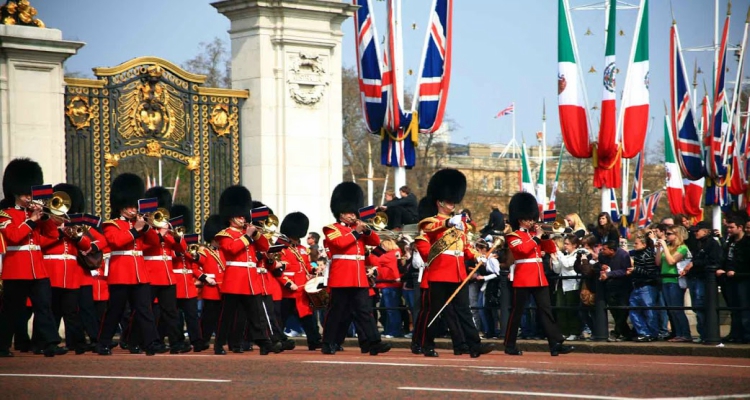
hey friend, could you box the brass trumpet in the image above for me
[30,191,72,221]
[188,243,201,260]
[171,225,186,237]
[143,208,170,229]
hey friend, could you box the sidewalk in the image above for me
[296,337,750,358]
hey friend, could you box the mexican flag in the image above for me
[620,0,650,159]
[536,152,546,207]
[597,0,618,162]
[664,115,685,215]
[558,0,591,158]
[548,143,565,210]
[520,143,536,194]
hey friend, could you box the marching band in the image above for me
[0,158,573,358]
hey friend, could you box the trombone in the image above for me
[29,191,72,221]
[248,214,291,242]
[141,207,170,229]
[538,217,567,237]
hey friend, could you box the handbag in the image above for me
[485,278,502,307]
[579,280,595,306]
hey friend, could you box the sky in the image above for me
[38,0,749,151]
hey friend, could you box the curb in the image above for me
[291,337,750,358]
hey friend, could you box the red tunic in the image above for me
[413,235,431,290]
[216,227,270,295]
[102,218,159,285]
[143,230,186,286]
[275,244,313,317]
[172,253,201,299]
[375,249,401,289]
[40,228,93,289]
[322,222,380,288]
[0,207,58,280]
[506,229,550,287]
[194,246,225,301]
[79,229,108,288]
[261,259,283,301]
[419,214,477,283]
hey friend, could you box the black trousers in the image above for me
[78,285,100,344]
[150,285,182,346]
[94,301,107,326]
[504,286,563,349]
[385,206,418,229]
[605,282,634,338]
[215,294,270,347]
[260,295,287,343]
[323,287,381,347]
[12,306,33,351]
[176,297,202,345]
[425,282,478,350]
[50,287,86,350]
[199,299,222,347]
[280,297,322,346]
[0,278,61,351]
[98,284,159,348]
[413,288,430,348]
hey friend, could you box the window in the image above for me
[560,181,567,193]
[481,176,489,191]
[494,177,503,191]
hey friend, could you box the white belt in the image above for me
[144,256,173,261]
[173,269,193,274]
[441,250,462,257]
[331,255,365,261]
[205,273,216,278]
[7,245,41,251]
[283,272,295,276]
[43,254,77,261]
[111,251,143,256]
[515,258,543,264]
[226,261,258,268]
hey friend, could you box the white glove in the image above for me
[412,251,425,270]
[448,215,464,231]
[90,270,100,277]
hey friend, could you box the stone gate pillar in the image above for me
[0,21,83,184]
[213,0,356,232]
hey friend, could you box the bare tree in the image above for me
[182,37,231,88]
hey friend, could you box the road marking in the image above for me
[648,362,750,369]
[398,387,750,400]
[0,374,230,383]
[303,360,596,376]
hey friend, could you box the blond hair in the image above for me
[566,213,586,232]
[380,239,398,252]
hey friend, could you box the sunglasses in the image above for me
[666,232,676,236]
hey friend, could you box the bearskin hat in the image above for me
[53,183,85,214]
[202,214,225,243]
[426,168,466,204]
[110,173,145,218]
[508,191,539,230]
[145,186,172,210]
[3,157,43,200]
[280,212,309,240]
[417,196,437,220]
[329,181,364,219]
[170,204,193,233]
[219,185,252,223]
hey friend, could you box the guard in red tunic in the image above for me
[213,185,280,355]
[140,186,186,352]
[321,181,390,356]
[97,173,167,356]
[276,211,322,350]
[410,198,433,355]
[419,169,493,358]
[39,183,95,354]
[79,224,107,351]
[0,158,62,357]
[169,204,207,353]
[503,191,573,357]
[192,214,224,352]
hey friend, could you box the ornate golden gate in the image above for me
[64,57,247,233]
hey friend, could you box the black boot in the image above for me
[214,346,227,355]
[550,343,574,356]
[470,343,495,358]
[193,343,210,352]
[308,341,323,351]
[259,341,282,355]
[410,343,422,355]
[504,346,523,356]
[453,344,470,355]
[422,347,438,357]
[0,349,14,357]
[369,342,392,356]
[321,343,337,355]
[145,342,168,356]
[97,344,112,356]
[129,346,143,354]
[281,340,296,351]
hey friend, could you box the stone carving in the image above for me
[287,52,328,105]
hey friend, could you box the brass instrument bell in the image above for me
[263,214,279,232]
[145,207,170,229]
[369,211,388,231]
[172,225,186,237]
[188,243,201,259]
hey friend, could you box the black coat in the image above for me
[481,209,506,236]
[384,193,418,222]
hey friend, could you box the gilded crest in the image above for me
[117,65,186,142]
[145,140,162,157]
[0,0,45,28]
[186,155,200,172]
[209,104,232,137]
[104,153,120,169]
[65,96,92,130]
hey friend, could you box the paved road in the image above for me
[1,348,749,399]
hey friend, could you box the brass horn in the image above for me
[144,207,170,229]
[367,211,389,231]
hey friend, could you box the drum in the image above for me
[304,276,329,309]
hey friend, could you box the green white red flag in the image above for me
[620,0,650,159]
[558,0,591,158]
[548,143,565,210]
[664,115,685,215]
[520,143,536,194]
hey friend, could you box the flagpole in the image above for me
[393,0,406,194]
[367,140,374,206]
[541,99,547,208]
[512,101,517,158]
[600,0,612,216]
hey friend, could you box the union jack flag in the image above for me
[354,0,385,134]
[638,191,663,228]
[494,103,514,119]
[412,0,453,133]
[627,152,644,225]
[708,14,730,180]
[609,188,620,222]
[670,24,702,181]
